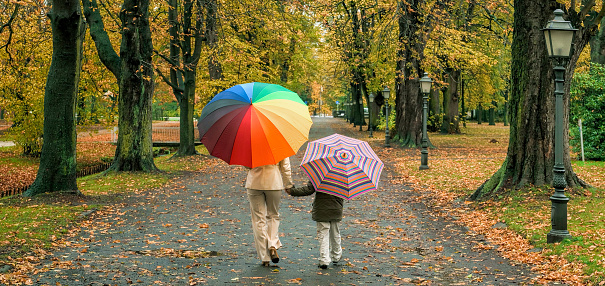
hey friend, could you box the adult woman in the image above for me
[245,157,293,266]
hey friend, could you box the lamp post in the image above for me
[543,9,576,243]
[419,73,432,170]
[383,86,390,147]
[369,93,375,137]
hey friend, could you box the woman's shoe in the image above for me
[262,261,270,267]
[269,247,279,263]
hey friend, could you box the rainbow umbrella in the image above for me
[300,134,384,200]
[198,82,312,168]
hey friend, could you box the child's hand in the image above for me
[285,188,291,195]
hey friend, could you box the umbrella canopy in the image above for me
[300,134,384,200]
[198,82,312,168]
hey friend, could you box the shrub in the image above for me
[570,64,605,161]
[12,111,43,156]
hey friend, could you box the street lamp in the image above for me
[419,72,432,170]
[369,93,375,137]
[383,86,390,147]
[543,9,576,243]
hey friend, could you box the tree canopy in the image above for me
[2,0,604,197]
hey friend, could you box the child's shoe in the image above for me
[318,264,328,269]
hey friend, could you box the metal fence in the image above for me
[111,127,200,143]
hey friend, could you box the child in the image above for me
[286,181,344,269]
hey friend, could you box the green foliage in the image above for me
[376,105,395,134]
[11,110,43,157]
[152,101,179,120]
[570,64,605,161]
[428,112,444,132]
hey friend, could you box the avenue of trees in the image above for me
[0,0,604,197]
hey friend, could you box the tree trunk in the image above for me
[427,87,440,132]
[477,105,482,124]
[350,79,364,127]
[368,96,379,131]
[280,38,296,83]
[173,0,202,156]
[349,1,366,128]
[204,0,222,80]
[503,84,509,126]
[489,103,495,125]
[25,0,84,196]
[112,0,157,171]
[589,18,605,64]
[461,75,466,127]
[83,0,156,171]
[430,87,440,117]
[472,0,586,200]
[440,69,460,134]
[176,67,197,156]
[395,0,423,147]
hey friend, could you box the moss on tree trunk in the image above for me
[25,2,84,196]
[110,0,157,172]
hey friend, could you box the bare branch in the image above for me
[155,66,184,94]
[154,49,184,73]
[579,0,595,20]
[82,0,122,80]
[97,0,121,29]
[0,5,19,60]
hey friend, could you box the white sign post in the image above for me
[579,119,585,162]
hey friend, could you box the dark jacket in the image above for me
[289,182,344,222]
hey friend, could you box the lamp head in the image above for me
[382,86,390,99]
[542,9,577,58]
[369,92,375,103]
[419,72,432,94]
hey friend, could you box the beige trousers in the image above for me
[317,221,342,265]
[247,189,282,262]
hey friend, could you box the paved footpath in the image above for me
[30,117,535,285]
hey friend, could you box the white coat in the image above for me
[245,158,293,190]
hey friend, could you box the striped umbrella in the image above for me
[300,134,384,200]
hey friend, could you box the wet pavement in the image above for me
[28,117,535,285]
